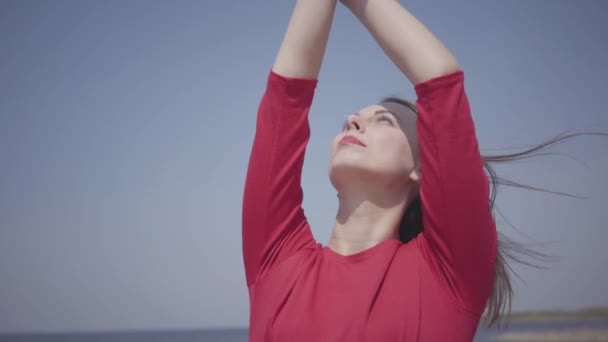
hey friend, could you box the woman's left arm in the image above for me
[344,0,497,314]
[343,0,459,84]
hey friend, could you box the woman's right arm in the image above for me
[272,0,338,79]
[242,0,338,287]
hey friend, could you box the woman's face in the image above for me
[329,101,419,191]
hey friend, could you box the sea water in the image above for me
[1,320,607,341]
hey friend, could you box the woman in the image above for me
[243,0,500,340]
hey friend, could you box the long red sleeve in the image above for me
[241,71,318,287]
[415,70,498,313]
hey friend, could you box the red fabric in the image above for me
[242,70,497,341]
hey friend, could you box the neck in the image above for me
[328,184,414,256]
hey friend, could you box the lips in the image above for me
[339,135,366,147]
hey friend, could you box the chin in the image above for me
[330,146,367,166]
[330,151,367,175]
[329,158,372,189]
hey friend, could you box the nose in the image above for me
[345,114,364,133]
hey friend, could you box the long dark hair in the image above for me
[383,96,605,327]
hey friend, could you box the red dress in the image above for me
[242,70,497,341]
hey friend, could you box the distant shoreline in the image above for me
[484,307,608,323]
[495,328,608,341]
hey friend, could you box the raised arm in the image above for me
[242,0,338,287]
[273,0,338,79]
[342,0,459,84]
[343,0,497,313]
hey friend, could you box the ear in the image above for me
[408,167,420,184]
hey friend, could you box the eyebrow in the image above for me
[341,109,403,129]
[373,109,403,124]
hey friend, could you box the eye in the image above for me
[378,115,394,125]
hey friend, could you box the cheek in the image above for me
[372,134,413,169]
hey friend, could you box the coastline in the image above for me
[484,307,608,323]
[481,307,608,341]
[494,327,608,341]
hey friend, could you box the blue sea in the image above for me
[1,320,607,341]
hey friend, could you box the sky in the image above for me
[1,0,607,334]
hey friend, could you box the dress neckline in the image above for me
[322,239,402,263]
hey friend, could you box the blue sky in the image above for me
[1,0,607,333]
